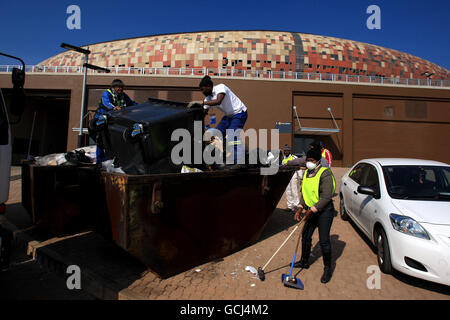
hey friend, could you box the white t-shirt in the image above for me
[203,84,247,117]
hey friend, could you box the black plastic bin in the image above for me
[101,98,204,175]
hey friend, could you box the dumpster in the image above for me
[21,162,111,238]
[101,166,296,278]
[101,98,205,175]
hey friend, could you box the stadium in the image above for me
[1,30,450,166]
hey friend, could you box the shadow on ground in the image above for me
[37,231,149,298]
[392,271,450,295]
[307,234,346,267]
[257,208,298,242]
[0,240,95,300]
[3,202,148,299]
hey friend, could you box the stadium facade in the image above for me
[41,31,449,80]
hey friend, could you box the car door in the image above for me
[343,163,366,219]
[352,164,381,236]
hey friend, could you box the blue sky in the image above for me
[0,0,449,69]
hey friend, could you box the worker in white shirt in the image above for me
[188,76,248,163]
[282,144,303,213]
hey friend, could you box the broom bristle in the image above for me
[282,274,304,290]
[257,267,265,281]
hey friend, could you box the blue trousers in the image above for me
[96,145,107,163]
[215,111,248,163]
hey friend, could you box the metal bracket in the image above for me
[293,105,340,135]
[151,182,164,214]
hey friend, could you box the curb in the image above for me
[2,216,147,300]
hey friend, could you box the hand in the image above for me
[294,207,305,221]
[303,209,313,221]
[187,100,204,108]
[294,208,312,222]
[113,106,122,111]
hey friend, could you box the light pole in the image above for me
[421,72,434,86]
[60,43,110,147]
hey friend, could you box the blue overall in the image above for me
[95,89,137,163]
[215,110,248,163]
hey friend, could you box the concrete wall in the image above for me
[1,73,450,167]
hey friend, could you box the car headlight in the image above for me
[389,214,430,240]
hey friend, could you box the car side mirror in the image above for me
[358,186,377,197]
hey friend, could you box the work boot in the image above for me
[294,243,311,269]
[320,251,333,283]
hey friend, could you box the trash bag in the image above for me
[64,149,93,166]
[34,153,67,166]
[101,159,125,173]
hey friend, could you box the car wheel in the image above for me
[375,228,393,274]
[339,196,349,221]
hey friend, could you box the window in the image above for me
[382,165,450,201]
[361,165,380,191]
[349,163,366,184]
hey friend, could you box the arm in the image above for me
[203,93,225,108]
[101,90,116,111]
[287,156,306,166]
[123,93,138,106]
[325,149,332,166]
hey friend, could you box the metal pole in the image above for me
[78,51,88,148]
[27,111,37,160]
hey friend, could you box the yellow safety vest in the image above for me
[98,89,120,110]
[302,166,336,208]
[282,154,295,165]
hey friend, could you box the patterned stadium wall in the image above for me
[40,31,449,80]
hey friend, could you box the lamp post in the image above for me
[60,43,110,147]
[421,72,434,86]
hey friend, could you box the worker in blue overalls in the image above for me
[93,79,137,163]
[188,76,248,164]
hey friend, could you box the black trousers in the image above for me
[301,207,334,254]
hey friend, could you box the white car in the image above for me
[339,158,450,286]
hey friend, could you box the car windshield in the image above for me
[382,165,450,201]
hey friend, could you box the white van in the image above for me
[0,88,11,214]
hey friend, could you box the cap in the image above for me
[306,148,322,161]
[111,79,125,88]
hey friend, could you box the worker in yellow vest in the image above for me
[294,147,336,283]
[92,79,137,162]
[282,144,302,213]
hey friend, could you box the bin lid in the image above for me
[110,98,202,125]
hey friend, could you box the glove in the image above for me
[187,100,204,108]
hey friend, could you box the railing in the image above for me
[1,65,449,88]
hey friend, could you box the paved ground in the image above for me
[2,166,450,300]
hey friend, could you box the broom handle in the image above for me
[262,218,304,270]
[288,218,305,276]
[293,217,304,254]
